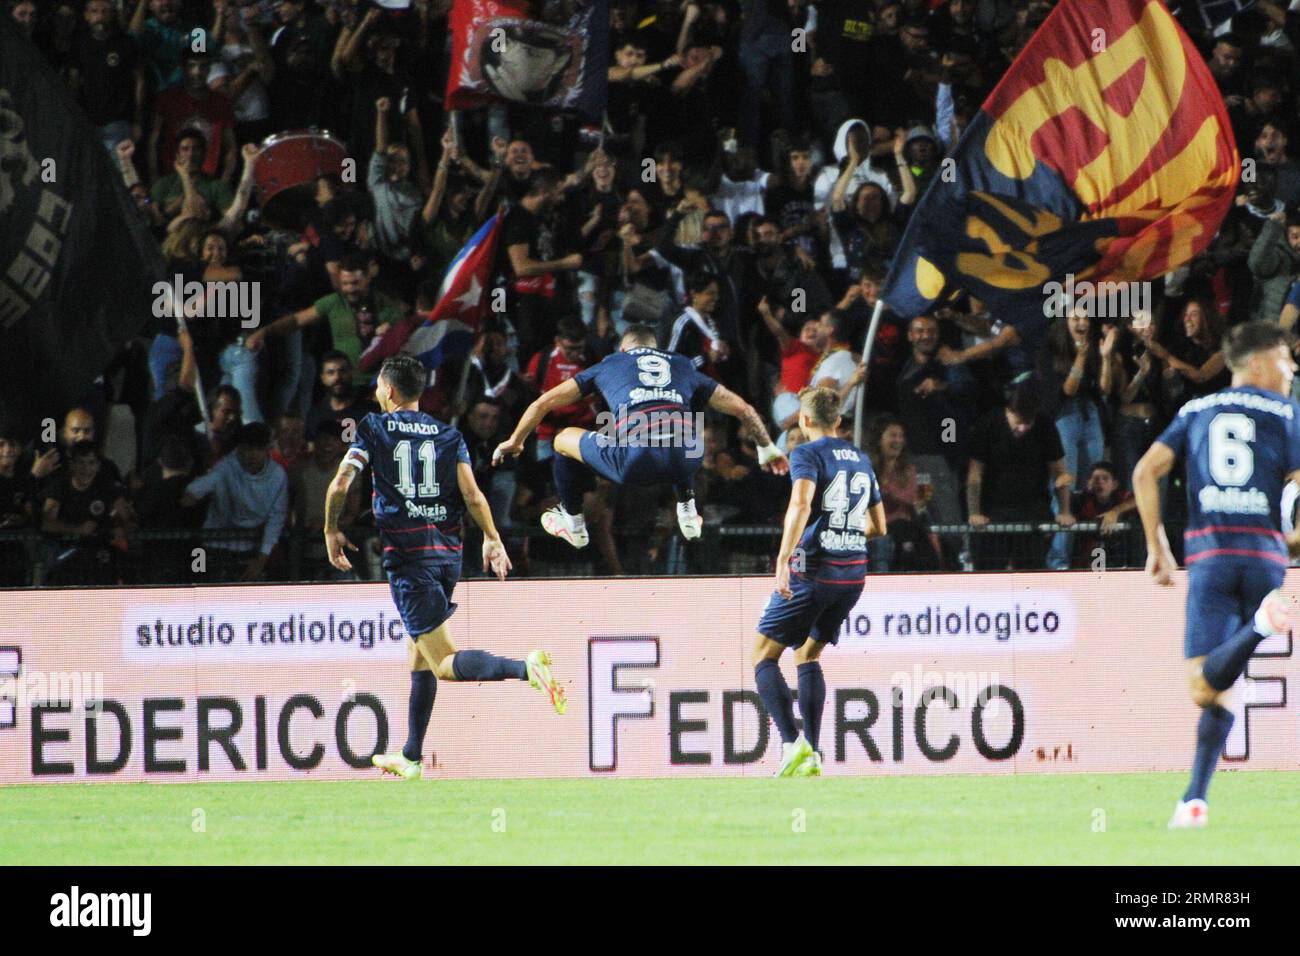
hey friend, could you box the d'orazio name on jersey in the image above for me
[385,419,442,436]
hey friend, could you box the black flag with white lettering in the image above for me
[0,16,165,436]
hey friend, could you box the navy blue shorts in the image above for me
[578,431,702,488]
[387,562,460,639]
[1184,557,1285,658]
[757,575,864,647]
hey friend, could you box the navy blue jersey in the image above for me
[344,410,471,568]
[1156,386,1300,569]
[789,436,881,584]
[573,347,719,442]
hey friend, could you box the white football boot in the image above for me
[677,499,704,540]
[541,506,589,548]
[1168,798,1208,829]
[1255,588,1292,636]
[372,752,422,780]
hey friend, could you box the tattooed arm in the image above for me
[324,461,361,572]
[708,384,790,475]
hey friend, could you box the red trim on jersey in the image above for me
[1185,525,1285,540]
[1185,548,1288,565]
[823,557,868,565]
[611,404,687,429]
[383,544,464,553]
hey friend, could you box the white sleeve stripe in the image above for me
[667,314,688,352]
[1282,481,1298,536]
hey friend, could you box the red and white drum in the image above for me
[253,129,347,217]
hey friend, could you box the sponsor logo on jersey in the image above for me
[820,529,868,552]
[404,500,448,521]
[1198,485,1270,515]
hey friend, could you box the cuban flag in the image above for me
[427,213,499,329]
[362,214,501,380]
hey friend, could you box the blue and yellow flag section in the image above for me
[881,0,1238,342]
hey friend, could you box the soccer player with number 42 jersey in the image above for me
[1133,322,1300,829]
[323,355,566,782]
[754,386,888,777]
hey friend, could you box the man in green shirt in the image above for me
[244,255,403,372]
[149,129,234,221]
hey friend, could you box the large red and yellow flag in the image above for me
[881,0,1239,340]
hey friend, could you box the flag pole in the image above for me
[172,287,210,433]
[449,354,475,428]
[852,299,885,449]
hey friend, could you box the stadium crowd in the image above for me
[2,0,1299,585]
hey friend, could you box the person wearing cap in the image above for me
[900,125,941,195]
[181,421,288,582]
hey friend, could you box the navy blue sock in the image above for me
[553,454,592,515]
[401,670,436,763]
[451,649,527,681]
[796,661,826,752]
[1202,619,1267,691]
[755,659,798,744]
[1184,704,1234,802]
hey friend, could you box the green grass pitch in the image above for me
[2,771,1298,865]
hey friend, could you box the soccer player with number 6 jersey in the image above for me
[323,355,566,782]
[754,386,888,777]
[1133,322,1300,828]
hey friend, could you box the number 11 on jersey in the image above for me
[393,439,440,498]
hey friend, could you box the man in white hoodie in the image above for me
[182,421,289,582]
[813,119,897,283]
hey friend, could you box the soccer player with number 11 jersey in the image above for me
[324,355,566,781]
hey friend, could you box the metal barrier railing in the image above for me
[0,519,1147,588]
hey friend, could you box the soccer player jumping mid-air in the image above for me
[1133,321,1300,828]
[754,386,887,777]
[324,354,566,781]
[491,324,789,546]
